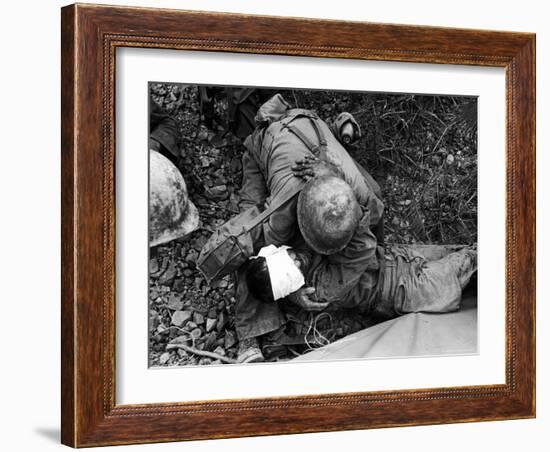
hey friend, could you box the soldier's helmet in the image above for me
[149,150,199,247]
[297,175,360,255]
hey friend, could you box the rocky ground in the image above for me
[148,84,478,367]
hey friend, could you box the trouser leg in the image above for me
[390,243,467,262]
[377,247,477,317]
[440,247,478,289]
[234,266,287,340]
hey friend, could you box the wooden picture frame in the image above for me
[61,3,535,447]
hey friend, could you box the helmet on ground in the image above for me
[297,175,360,255]
[149,150,199,247]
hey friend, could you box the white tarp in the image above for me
[292,294,477,361]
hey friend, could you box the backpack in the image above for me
[197,111,327,282]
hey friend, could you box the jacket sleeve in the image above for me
[240,150,268,210]
[149,98,180,158]
[317,118,384,226]
[243,122,303,247]
[262,185,300,246]
[308,209,378,303]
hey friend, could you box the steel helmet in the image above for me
[149,150,199,247]
[297,175,360,254]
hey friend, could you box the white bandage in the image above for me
[255,245,305,301]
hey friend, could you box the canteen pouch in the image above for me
[197,205,261,282]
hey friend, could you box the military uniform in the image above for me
[228,95,384,339]
[241,98,384,245]
[149,98,180,161]
[307,211,477,319]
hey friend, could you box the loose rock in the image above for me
[216,311,226,333]
[206,318,217,333]
[171,310,192,326]
[205,184,228,201]
[158,262,177,285]
[159,352,171,365]
[172,278,186,292]
[204,332,217,351]
[224,331,236,349]
[167,294,184,311]
[185,249,198,264]
[192,235,208,252]
[149,258,159,275]
[190,328,202,340]
[193,312,205,325]
[213,346,226,356]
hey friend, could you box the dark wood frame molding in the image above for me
[61,3,536,447]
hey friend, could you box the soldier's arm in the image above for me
[262,195,299,246]
[240,150,268,210]
[323,116,386,227]
[308,208,378,304]
[149,98,180,159]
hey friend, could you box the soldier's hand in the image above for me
[292,155,318,180]
[292,156,342,181]
[288,286,329,311]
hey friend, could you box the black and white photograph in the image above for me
[148,83,478,367]
[2,0,543,449]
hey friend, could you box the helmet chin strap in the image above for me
[255,245,305,301]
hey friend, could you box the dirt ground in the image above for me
[148,84,478,367]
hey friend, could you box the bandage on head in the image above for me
[254,245,305,301]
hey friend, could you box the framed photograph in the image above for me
[61,4,535,447]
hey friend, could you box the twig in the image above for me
[292,90,299,108]
[166,343,237,364]
[380,110,406,119]
[163,329,196,348]
[430,123,451,154]
[464,192,476,207]
[421,110,447,127]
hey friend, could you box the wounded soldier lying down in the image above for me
[245,176,477,321]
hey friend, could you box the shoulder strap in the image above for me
[242,181,305,233]
[239,112,326,233]
[282,116,327,156]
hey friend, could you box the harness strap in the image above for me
[282,115,327,156]
[243,111,328,232]
[242,182,304,233]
